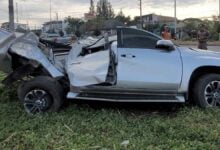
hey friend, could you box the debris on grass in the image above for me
[1,132,17,144]
[64,124,74,133]
[120,140,129,147]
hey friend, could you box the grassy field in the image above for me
[0,72,220,150]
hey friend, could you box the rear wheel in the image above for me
[194,74,220,108]
[18,76,64,114]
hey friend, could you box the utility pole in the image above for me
[174,0,177,35]
[50,0,52,30]
[16,2,19,23]
[139,0,143,29]
[56,12,58,21]
[9,0,15,31]
[219,0,220,40]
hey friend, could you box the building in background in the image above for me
[84,13,96,21]
[135,13,177,31]
[42,21,68,34]
[135,13,184,39]
[140,13,175,25]
[84,0,96,21]
[1,22,29,32]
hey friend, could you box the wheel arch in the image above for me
[2,52,66,86]
[188,66,220,101]
[18,76,65,114]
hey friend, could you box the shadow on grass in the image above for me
[64,100,188,117]
[0,80,193,117]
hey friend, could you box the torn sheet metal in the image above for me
[78,36,98,46]
[10,33,64,78]
[88,35,117,49]
[0,29,16,53]
[77,35,117,49]
[0,29,16,73]
[66,50,110,87]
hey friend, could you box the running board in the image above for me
[67,92,185,103]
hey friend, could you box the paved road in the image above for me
[208,46,220,51]
[180,45,220,52]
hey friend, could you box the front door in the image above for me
[116,28,182,91]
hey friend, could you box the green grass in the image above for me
[0,72,220,150]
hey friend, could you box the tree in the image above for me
[115,9,131,24]
[212,16,220,33]
[183,18,203,38]
[182,18,220,40]
[90,0,95,14]
[65,16,84,34]
[96,0,115,20]
[203,19,219,40]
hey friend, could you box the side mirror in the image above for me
[156,40,175,51]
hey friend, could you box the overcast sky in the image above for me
[0,0,219,29]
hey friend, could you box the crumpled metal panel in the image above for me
[10,33,64,78]
[66,47,110,87]
[78,36,98,46]
[0,29,16,53]
[88,35,117,49]
[0,29,16,73]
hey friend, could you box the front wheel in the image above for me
[194,74,220,108]
[18,76,64,115]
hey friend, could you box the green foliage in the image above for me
[0,72,18,103]
[0,72,220,149]
[96,0,115,20]
[64,17,84,34]
[115,10,131,25]
[209,21,220,41]
[182,18,220,40]
[0,72,6,81]
[183,18,203,38]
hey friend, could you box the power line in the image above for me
[16,2,19,23]
[174,0,177,34]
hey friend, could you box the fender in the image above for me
[2,64,36,85]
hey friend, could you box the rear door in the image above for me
[116,28,182,91]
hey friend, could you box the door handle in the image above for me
[121,54,136,58]
[121,54,126,58]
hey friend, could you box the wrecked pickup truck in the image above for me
[1,27,220,114]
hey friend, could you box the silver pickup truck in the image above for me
[1,27,220,115]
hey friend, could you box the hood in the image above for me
[179,46,220,58]
[191,47,220,55]
[0,29,16,73]
[0,29,16,55]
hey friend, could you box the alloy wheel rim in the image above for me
[204,81,220,107]
[24,89,52,114]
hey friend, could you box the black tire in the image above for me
[193,74,220,108]
[18,76,64,114]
